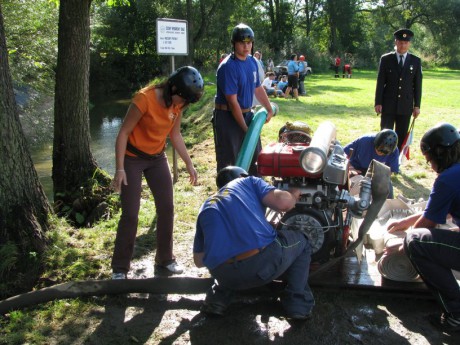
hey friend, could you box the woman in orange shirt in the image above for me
[111,66,204,279]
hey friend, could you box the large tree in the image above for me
[53,0,110,224]
[0,4,51,292]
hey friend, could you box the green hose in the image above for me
[236,103,278,171]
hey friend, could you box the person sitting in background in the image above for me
[344,129,399,198]
[194,166,314,320]
[277,75,288,94]
[262,72,283,97]
[386,123,460,333]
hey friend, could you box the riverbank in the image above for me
[2,70,459,344]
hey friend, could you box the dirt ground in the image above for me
[40,239,460,345]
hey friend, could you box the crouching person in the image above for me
[193,166,314,320]
[386,123,460,333]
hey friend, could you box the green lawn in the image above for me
[1,68,459,345]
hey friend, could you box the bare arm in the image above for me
[254,86,274,123]
[387,212,437,232]
[169,113,198,185]
[262,188,300,213]
[225,94,248,131]
[111,104,143,193]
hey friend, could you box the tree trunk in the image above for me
[0,5,51,261]
[52,0,98,202]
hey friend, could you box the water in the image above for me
[31,97,129,201]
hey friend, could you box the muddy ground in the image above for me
[43,241,460,345]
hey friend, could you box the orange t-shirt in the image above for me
[127,88,181,156]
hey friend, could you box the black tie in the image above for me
[399,55,404,70]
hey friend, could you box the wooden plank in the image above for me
[309,249,429,293]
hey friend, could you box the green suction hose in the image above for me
[236,103,278,171]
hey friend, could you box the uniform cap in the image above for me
[394,28,414,41]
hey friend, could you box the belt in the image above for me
[215,103,252,113]
[226,247,265,264]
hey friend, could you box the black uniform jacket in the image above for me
[374,51,422,116]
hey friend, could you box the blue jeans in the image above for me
[209,230,314,316]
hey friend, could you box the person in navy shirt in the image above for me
[387,123,460,333]
[344,129,399,198]
[194,166,314,320]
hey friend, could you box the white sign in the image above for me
[156,18,188,55]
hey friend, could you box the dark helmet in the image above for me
[420,123,460,154]
[216,166,248,189]
[168,66,204,103]
[231,24,254,43]
[374,129,398,155]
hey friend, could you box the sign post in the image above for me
[156,18,188,183]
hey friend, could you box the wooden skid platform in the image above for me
[309,249,429,294]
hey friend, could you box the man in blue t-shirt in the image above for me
[212,24,274,176]
[284,54,299,100]
[387,123,460,333]
[344,129,399,198]
[298,55,308,96]
[193,166,314,320]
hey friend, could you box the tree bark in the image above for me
[52,0,98,201]
[0,5,51,258]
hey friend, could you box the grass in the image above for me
[1,68,459,344]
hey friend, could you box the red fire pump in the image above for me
[257,121,373,264]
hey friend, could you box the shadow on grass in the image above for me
[392,172,432,200]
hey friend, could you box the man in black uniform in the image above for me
[374,28,422,152]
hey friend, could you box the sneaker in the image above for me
[112,272,127,280]
[155,261,184,276]
[429,313,460,332]
[200,301,227,317]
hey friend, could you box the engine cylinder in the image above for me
[299,121,336,174]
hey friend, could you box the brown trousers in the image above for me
[111,153,175,273]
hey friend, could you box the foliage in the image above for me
[0,69,459,342]
[2,0,58,94]
[53,168,118,228]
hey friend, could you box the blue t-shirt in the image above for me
[424,163,460,226]
[215,54,261,109]
[298,61,306,73]
[277,81,288,90]
[287,60,299,75]
[344,134,399,173]
[194,176,277,269]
